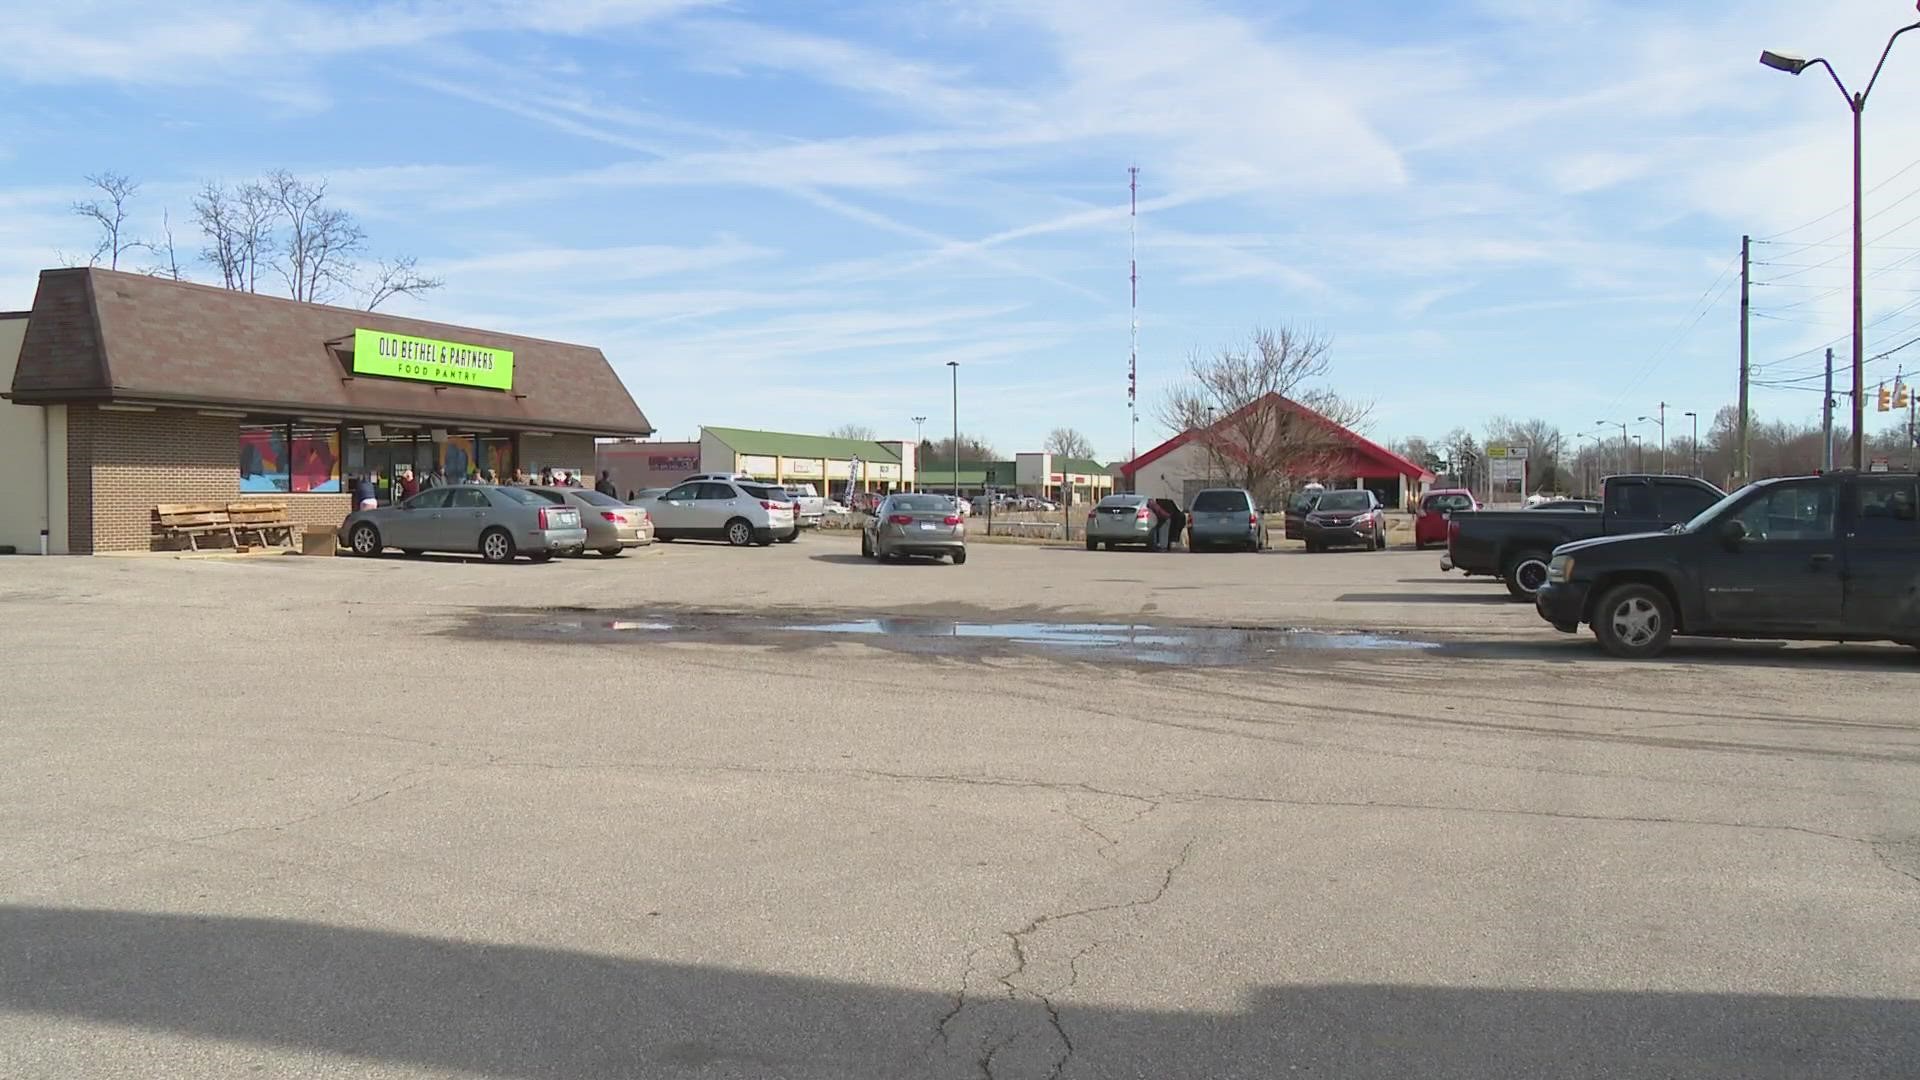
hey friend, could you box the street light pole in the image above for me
[946,362,959,497]
[1763,19,1920,471]
[1683,411,1699,477]
[1598,419,1629,476]
[910,415,926,491]
[1633,434,1645,472]
[1638,405,1667,474]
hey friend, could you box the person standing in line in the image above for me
[596,470,618,497]
[539,468,554,486]
[399,468,419,500]
[355,471,379,511]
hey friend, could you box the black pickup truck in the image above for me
[1444,474,1725,598]
[1536,471,1920,658]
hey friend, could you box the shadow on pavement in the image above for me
[808,554,954,566]
[1441,636,1920,671]
[2,906,1914,1079]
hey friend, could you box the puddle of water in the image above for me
[607,620,675,632]
[786,618,1435,664]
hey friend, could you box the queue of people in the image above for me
[343,464,594,509]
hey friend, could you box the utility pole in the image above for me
[911,415,927,491]
[1822,347,1835,472]
[1738,234,1751,485]
[1683,411,1699,477]
[946,362,959,497]
[1658,402,1667,475]
[1128,165,1139,466]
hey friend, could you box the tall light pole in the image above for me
[1633,434,1645,473]
[1762,17,1920,471]
[1597,419,1630,476]
[910,416,927,491]
[1683,411,1699,477]
[1638,404,1667,474]
[946,361,959,497]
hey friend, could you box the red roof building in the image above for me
[1116,392,1433,509]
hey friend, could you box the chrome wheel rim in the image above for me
[1610,597,1661,647]
[729,522,751,545]
[1515,559,1549,593]
[352,527,375,554]
[483,533,509,560]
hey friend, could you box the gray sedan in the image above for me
[862,493,967,563]
[338,485,587,563]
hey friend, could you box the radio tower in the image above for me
[1128,165,1139,463]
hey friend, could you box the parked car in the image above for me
[862,493,968,563]
[633,479,794,546]
[1414,488,1477,549]
[1085,493,1156,549]
[526,486,652,556]
[782,482,827,528]
[631,487,670,502]
[679,472,759,484]
[1301,488,1387,552]
[1536,471,1918,658]
[1446,474,1724,598]
[339,484,586,563]
[1187,488,1265,552]
[739,481,802,543]
[851,491,884,515]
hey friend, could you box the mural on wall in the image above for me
[483,439,514,480]
[239,427,290,492]
[291,429,340,493]
[439,435,476,480]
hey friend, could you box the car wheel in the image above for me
[1086,536,1097,551]
[951,548,968,565]
[1593,583,1674,659]
[598,547,624,557]
[349,523,382,556]
[861,532,874,558]
[480,528,515,564]
[1504,551,1551,599]
[725,518,755,547]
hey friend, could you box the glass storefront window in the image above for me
[290,425,341,493]
[239,424,291,493]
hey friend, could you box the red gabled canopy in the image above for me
[1119,392,1434,482]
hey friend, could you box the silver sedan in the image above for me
[338,485,587,563]
[862,493,967,563]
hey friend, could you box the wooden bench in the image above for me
[227,501,301,549]
[154,504,237,551]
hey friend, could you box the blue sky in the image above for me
[6,0,1920,461]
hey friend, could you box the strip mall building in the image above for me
[0,268,652,554]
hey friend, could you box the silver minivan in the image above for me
[1085,494,1156,550]
[636,479,794,546]
[1187,488,1265,552]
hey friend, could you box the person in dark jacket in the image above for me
[596,470,618,497]
[353,473,379,511]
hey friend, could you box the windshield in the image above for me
[1314,491,1371,512]
[1681,486,1750,533]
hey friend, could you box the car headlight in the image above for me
[1547,555,1573,583]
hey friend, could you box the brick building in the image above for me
[0,268,652,553]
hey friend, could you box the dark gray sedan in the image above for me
[338,485,587,563]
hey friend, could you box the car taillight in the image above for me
[760,501,782,510]
[888,514,913,525]
[537,507,555,529]
[1136,507,1151,520]
[601,511,623,522]
[1248,514,1258,524]
[943,515,963,525]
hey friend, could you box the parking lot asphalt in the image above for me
[3,533,1918,1079]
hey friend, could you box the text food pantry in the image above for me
[0,268,653,554]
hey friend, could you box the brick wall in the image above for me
[83,407,239,552]
[524,434,597,480]
[66,404,95,554]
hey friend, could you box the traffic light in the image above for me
[1878,383,1892,412]
[1896,382,1912,410]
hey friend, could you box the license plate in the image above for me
[919,523,936,530]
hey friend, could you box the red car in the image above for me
[1414,488,1477,549]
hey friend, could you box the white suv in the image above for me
[638,480,795,546]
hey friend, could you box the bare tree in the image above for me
[263,169,364,303]
[143,209,185,281]
[1156,325,1368,507]
[1483,416,1565,492]
[192,180,277,292]
[364,256,445,311]
[71,172,147,270]
[922,433,997,463]
[829,423,876,441]
[1044,427,1096,461]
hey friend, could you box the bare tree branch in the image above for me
[71,172,147,270]
[1155,326,1368,507]
[265,169,364,303]
[142,209,186,281]
[364,256,444,311]
[828,423,876,441]
[193,180,279,292]
[1044,427,1096,461]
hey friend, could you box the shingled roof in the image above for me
[7,268,652,438]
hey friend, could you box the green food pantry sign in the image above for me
[352,328,514,390]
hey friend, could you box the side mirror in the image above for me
[1718,518,1748,549]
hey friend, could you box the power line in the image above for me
[1598,252,1741,416]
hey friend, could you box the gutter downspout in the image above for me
[40,404,50,555]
